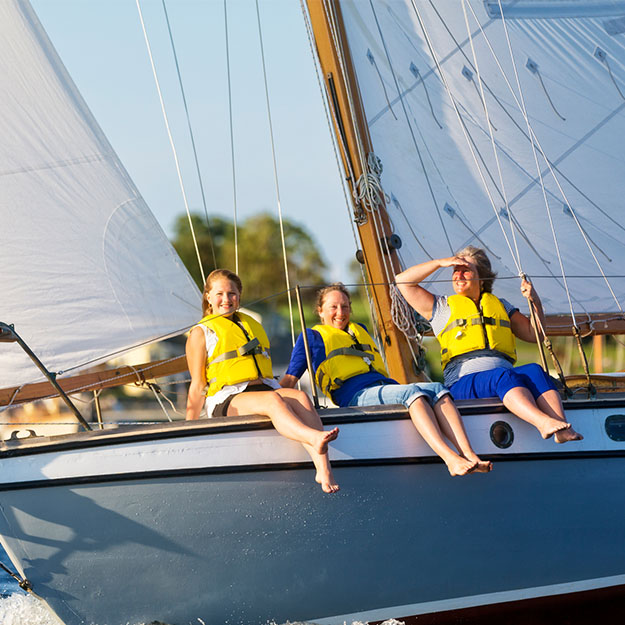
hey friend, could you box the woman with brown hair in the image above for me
[186,268,340,493]
[281,282,491,476]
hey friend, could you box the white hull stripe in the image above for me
[313,574,625,624]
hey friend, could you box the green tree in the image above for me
[171,212,328,308]
[171,213,234,288]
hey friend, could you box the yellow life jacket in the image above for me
[437,293,516,370]
[199,312,273,397]
[312,322,388,399]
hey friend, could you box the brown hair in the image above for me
[202,269,243,316]
[456,245,497,294]
[314,282,352,317]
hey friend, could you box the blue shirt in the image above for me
[285,324,397,407]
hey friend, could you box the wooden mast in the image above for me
[305,0,421,383]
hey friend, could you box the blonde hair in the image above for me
[202,269,243,316]
[456,245,497,294]
[314,282,351,317]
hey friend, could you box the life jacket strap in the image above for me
[440,315,510,336]
[325,345,373,361]
[208,338,266,365]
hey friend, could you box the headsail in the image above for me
[0,0,199,388]
[335,0,625,320]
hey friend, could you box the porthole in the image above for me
[490,420,514,449]
[605,414,625,441]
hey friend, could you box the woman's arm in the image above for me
[280,373,299,388]
[279,330,315,388]
[509,278,545,343]
[185,326,208,420]
[395,256,463,319]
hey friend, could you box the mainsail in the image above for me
[336,0,625,320]
[0,0,199,388]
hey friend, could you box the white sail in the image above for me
[338,0,625,318]
[0,0,199,388]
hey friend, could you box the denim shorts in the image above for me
[347,381,449,409]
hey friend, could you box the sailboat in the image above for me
[2,0,625,624]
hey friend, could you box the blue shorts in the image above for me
[348,381,449,409]
[449,363,556,401]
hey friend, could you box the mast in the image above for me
[305,0,421,383]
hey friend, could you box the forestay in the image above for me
[337,0,625,318]
[0,0,199,388]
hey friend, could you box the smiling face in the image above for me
[206,278,240,317]
[318,289,351,330]
[452,256,481,301]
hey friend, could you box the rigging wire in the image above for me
[136,0,206,284]
[298,0,382,353]
[367,0,454,256]
[223,0,239,274]
[469,0,624,316]
[460,0,523,275]
[254,0,296,346]
[471,0,575,321]
[161,0,217,270]
[320,0,396,355]
[408,0,521,277]
[321,0,426,368]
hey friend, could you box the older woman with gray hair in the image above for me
[396,246,582,443]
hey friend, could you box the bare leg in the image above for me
[408,397,476,476]
[537,390,583,443]
[276,388,340,492]
[228,389,339,493]
[433,395,492,473]
[502,387,570,439]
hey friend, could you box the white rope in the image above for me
[136,0,205,284]
[254,0,296,346]
[223,0,239,274]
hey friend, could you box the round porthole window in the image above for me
[490,420,514,449]
[605,415,625,441]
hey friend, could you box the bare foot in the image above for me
[463,453,493,473]
[316,468,340,493]
[467,458,493,472]
[538,418,571,440]
[446,456,477,477]
[314,427,339,454]
[554,426,583,443]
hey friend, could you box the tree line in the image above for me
[171,212,329,308]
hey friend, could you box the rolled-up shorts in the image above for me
[450,363,556,401]
[348,381,449,409]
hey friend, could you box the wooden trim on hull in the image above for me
[376,582,625,625]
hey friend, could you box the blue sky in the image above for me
[30,0,356,281]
